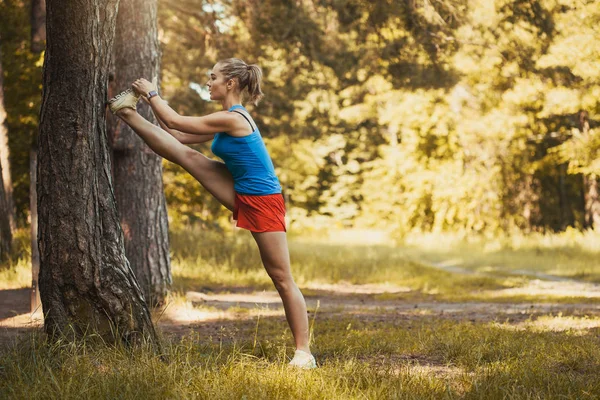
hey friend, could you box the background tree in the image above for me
[30,0,46,54]
[0,161,10,262]
[0,0,43,226]
[38,0,157,343]
[2,0,600,243]
[0,40,16,234]
[0,41,13,262]
[29,0,45,312]
[108,0,171,307]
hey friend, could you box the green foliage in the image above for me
[156,0,600,235]
[2,0,600,235]
[0,0,43,225]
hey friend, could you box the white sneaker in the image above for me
[288,350,317,369]
[108,88,140,114]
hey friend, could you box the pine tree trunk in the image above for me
[0,41,12,262]
[580,111,600,229]
[0,161,11,262]
[30,0,46,313]
[30,146,41,311]
[0,43,17,234]
[38,0,157,344]
[584,174,600,229]
[31,0,47,54]
[107,0,171,307]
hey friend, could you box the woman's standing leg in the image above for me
[251,231,311,353]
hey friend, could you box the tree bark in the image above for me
[38,0,157,344]
[108,0,171,307]
[30,146,41,311]
[0,41,12,262]
[0,42,17,234]
[0,161,11,262]
[580,111,600,229]
[584,174,600,229]
[30,0,46,313]
[30,0,47,54]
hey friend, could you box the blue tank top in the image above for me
[211,105,282,195]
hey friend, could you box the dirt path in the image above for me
[4,277,600,389]
[3,281,600,348]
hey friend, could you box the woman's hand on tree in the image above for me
[132,78,155,98]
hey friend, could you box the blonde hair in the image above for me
[217,58,264,106]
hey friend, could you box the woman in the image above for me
[108,58,316,369]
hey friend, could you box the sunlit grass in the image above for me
[400,229,600,282]
[169,228,511,301]
[3,228,599,303]
[2,315,600,399]
[0,228,32,290]
[3,227,600,398]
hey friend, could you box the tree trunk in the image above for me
[0,42,16,234]
[30,0,47,54]
[0,161,11,262]
[30,146,41,311]
[38,0,157,344]
[579,111,600,229]
[558,163,571,230]
[108,0,171,307]
[583,174,600,229]
[30,0,46,313]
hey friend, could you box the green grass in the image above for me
[398,230,600,282]
[169,228,512,301]
[5,227,598,302]
[0,228,33,290]
[3,228,600,398]
[2,315,600,399]
[170,228,600,303]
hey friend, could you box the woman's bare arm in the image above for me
[155,112,214,144]
[149,97,236,135]
[132,78,237,136]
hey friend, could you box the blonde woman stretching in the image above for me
[108,58,316,369]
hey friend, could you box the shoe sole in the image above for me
[108,89,139,114]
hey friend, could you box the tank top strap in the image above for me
[228,105,255,131]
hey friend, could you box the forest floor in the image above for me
[3,275,600,360]
[3,232,600,398]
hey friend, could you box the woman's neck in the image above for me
[221,96,243,110]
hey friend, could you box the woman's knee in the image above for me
[268,269,294,292]
[177,147,206,167]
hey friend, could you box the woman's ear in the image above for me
[227,79,235,90]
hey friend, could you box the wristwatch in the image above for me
[147,90,159,100]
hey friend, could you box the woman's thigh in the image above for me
[175,148,236,211]
[251,231,292,279]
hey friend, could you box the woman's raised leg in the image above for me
[116,108,235,210]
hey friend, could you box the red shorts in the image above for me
[233,193,286,232]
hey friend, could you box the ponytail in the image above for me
[218,58,265,106]
[246,64,264,106]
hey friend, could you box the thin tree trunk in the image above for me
[30,0,46,313]
[38,0,157,344]
[0,40,12,262]
[30,147,41,311]
[108,0,171,307]
[0,42,17,234]
[558,163,571,230]
[31,0,47,54]
[580,111,600,229]
[584,174,600,229]
[0,161,11,262]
